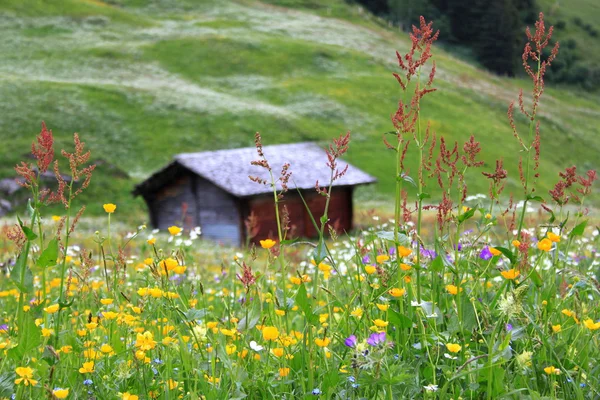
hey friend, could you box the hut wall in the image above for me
[246,187,353,242]
[148,174,197,230]
[194,177,241,244]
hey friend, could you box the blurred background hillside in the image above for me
[0,0,598,220]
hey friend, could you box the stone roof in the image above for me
[133,142,376,198]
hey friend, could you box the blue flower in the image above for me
[344,335,357,348]
[83,379,93,386]
[348,376,356,383]
[312,388,322,395]
[367,331,386,346]
[479,246,493,260]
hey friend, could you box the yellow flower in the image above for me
[168,226,182,235]
[373,319,388,328]
[446,343,462,353]
[376,303,389,311]
[315,337,330,347]
[445,284,462,295]
[350,307,363,318]
[501,269,520,280]
[122,393,139,400]
[102,311,118,320]
[562,309,574,318]
[100,344,114,354]
[583,319,600,330]
[275,309,286,316]
[103,203,116,213]
[41,328,54,337]
[388,288,406,297]
[135,331,157,351]
[398,246,412,257]
[289,276,302,285]
[44,303,59,314]
[547,232,561,243]
[512,240,520,248]
[271,347,284,357]
[167,379,178,390]
[259,239,276,249]
[59,345,72,354]
[489,247,502,257]
[15,367,37,386]
[79,361,95,374]
[100,298,113,305]
[400,263,412,271]
[551,324,562,333]
[262,326,279,341]
[537,238,552,252]
[147,238,156,245]
[279,367,290,377]
[52,215,61,222]
[365,265,377,275]
[544,366,560,375]
[53,388,69,399]
[225,344,237,355]
[376,255,389,264]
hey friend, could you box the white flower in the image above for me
[423,384,438,392]
[249,341,264,352]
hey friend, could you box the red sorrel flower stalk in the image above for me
[389,16,438,304]
[249,132,291,329]
[510,12,559,239]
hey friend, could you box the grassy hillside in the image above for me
[0,0,598,220]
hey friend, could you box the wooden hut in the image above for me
[133,142,376,245]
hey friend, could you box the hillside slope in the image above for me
[0,0,598,219]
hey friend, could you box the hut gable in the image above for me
[133,142,376,245]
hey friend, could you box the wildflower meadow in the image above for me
[1,12,599,400]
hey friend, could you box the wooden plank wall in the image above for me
[194,177,241,245]
[148,173,197,230]
[245,187,353,243]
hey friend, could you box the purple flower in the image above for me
[367,332,386,346]
[344,335,357,348]
[388,247,396,255]
[479,246,493,261]
[505,323,513,332]
[0,324,8,333]
[420,247,437,259]
[362,255,370,264]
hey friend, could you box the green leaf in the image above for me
[493,246,516,265]
[569,220,588,238]
[526,194,544,203]
[430,256,444,273]
[184,308,206,321]
[0,373,14,398]
[457,208,476,224]
[400,174,417,187]
[17,215,37,240]
[10,242,33,293]
[37,238,59,268]
[8,315,41,361]
[418,192,431,201]
[280,238,300,245]
[375,231,410,246]
[388,309,412,329]
[295,284,318,325]
[312,240,327,264]
[42,345,60,366]
[529,271,543,288]
[21,226,37,241]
